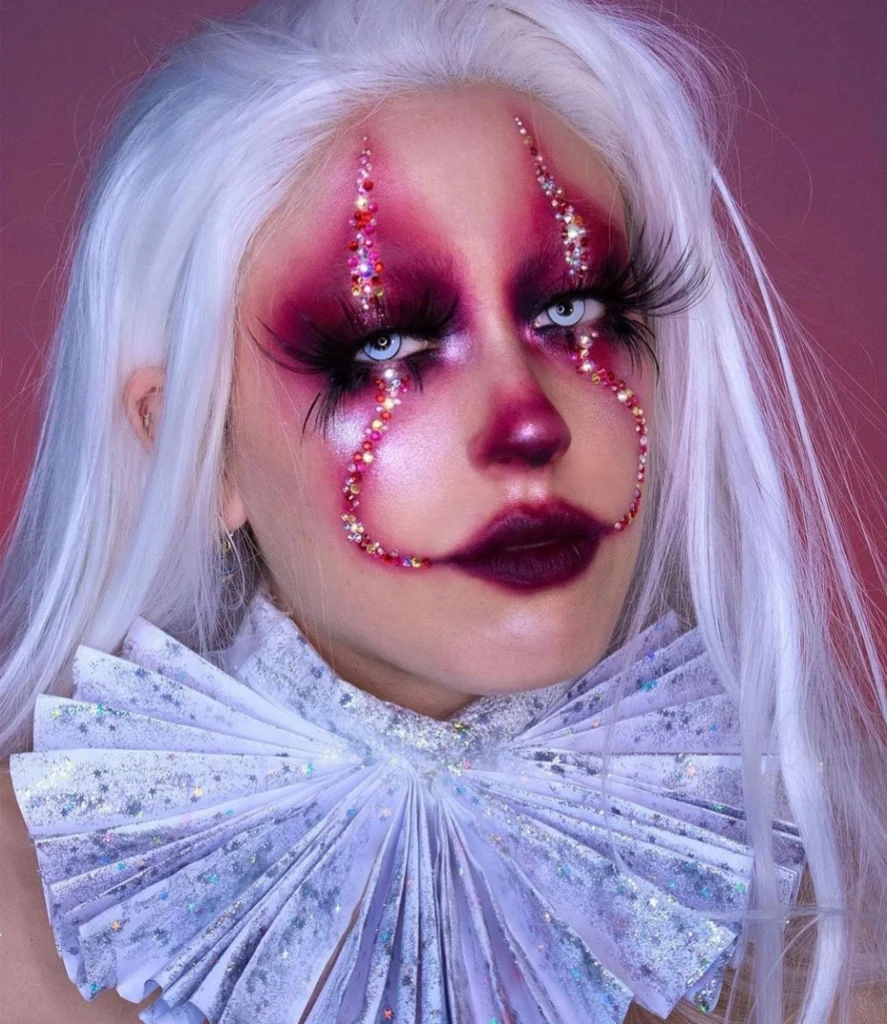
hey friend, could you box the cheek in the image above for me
[343,343,644,528]
[560,336,651,483]
[229,350,331,534]
[246,358,462,554]
[320,363,463,545]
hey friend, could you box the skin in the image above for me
[3,80,885,1024]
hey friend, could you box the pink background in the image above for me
[2,1,885,601]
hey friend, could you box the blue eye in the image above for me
[550,297,585,326]
[535,296,605,330]
[355,332,439,364]
[358,332,403,362]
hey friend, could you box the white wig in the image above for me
[1,1,885,1021]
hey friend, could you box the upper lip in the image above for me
[442,498,605,562]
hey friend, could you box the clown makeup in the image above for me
[334,118,654,572]
[512,115,650,532]
[229,84,706,718]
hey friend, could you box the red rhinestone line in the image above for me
[339,369,432,568]
[347,137,384,313]
[339,138,431,568]
[513,115,590,282]
[515,115,648,531]
[572,331,648,531]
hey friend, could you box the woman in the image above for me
[1,0,884,1021]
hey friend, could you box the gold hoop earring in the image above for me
[219,529,237,579]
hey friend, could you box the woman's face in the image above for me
[228,84,654,716]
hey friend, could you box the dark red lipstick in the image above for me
[442,499,607,592]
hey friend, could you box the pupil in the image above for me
[376,336,391,349]
[558,302,571,316]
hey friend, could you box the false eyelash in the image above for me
[256,289,459,438]
[536,218,711,380]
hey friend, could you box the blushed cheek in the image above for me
[240,369,346,538]
[319,371,460,551]
[245,369,461,570]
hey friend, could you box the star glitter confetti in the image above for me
[9,584,805,1023]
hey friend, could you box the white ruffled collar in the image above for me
[11,587,805,1023]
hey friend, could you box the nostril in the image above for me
[527,442,563,468]
[494,437,564,468]
[475,395,572,470]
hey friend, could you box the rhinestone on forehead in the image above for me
[347,137,384,314]
[513,115,591,281]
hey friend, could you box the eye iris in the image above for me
[549,298,585,327]
[363,333,402,361]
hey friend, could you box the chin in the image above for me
[460,600,614,690]
[436,636,607,697]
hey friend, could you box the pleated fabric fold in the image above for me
[10,589,805,1023]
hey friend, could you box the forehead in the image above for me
[247,85,627,286]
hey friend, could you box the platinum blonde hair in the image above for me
[1,1,885,1020]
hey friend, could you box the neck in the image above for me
[274,595,478,721]
[305,626,477,721]
[325,634,477,716]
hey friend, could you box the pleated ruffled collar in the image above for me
[11,586,805,1023]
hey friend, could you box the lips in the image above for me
[442,499,606,592]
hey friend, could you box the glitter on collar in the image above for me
[10,586,805,1023]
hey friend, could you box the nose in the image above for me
[469,378,572,470]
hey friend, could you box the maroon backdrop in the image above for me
[2,1,885,607]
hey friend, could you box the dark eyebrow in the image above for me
[369,239,461,291]
[315,237,460,306]
[287,209,629,339]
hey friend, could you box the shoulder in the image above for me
[0,759,152,1023]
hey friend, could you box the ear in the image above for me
[123,366,165,453]
[222,473,249,535]
[124,365,250,534]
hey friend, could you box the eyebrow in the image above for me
[351,225,620,304]
[508,215,630,306]
[349,243,463,331]
[366,238,461,292]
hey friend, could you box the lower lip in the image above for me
[445,534,601,592]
